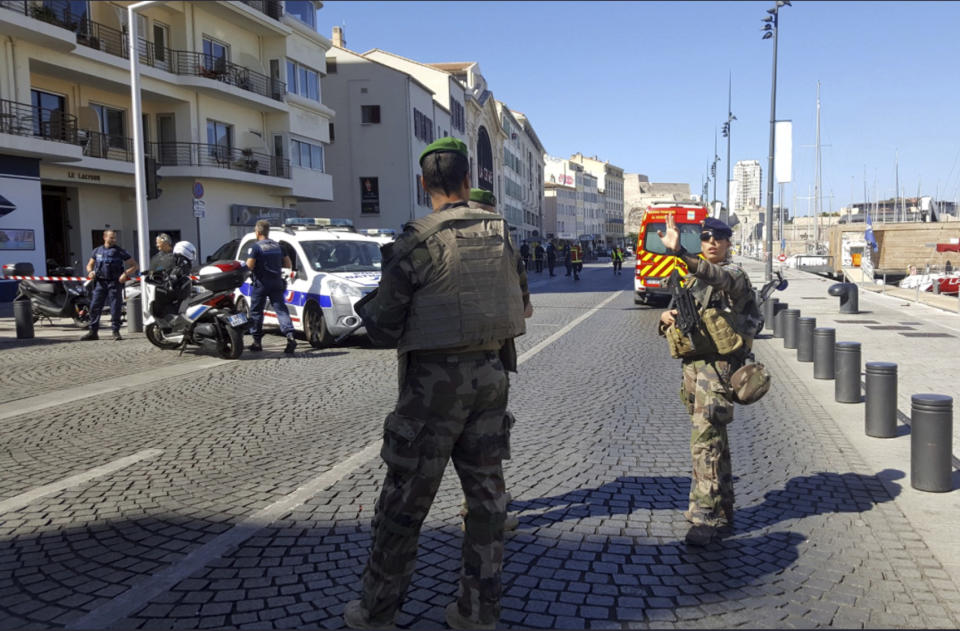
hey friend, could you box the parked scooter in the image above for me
[5,261,91,327]
[141,241,248,359]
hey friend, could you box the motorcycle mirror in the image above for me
[777,279,789,291]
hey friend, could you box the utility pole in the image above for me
[723,73,735,220]
[762,1,791,281]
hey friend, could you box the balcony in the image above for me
[0,0,78,50]
[81,130,133,162]
[239,0,283,20]
[147,142,290,179]
[71,19,286,102]
[0,98,78,144]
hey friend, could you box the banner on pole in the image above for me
[775,120,792,184]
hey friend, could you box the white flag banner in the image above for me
[775,120,792,184]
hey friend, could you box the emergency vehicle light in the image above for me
[284,217,355,231]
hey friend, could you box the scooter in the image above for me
[141,242,248,359]
[6,261,91,327]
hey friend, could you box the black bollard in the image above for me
[126,292,143,334]
[910,394,954,492]
[763,297,779,332]
[828,282,860,314]
[772,302,788,339]
[835,341,862,403]
[783,309,800,349]
[865,362,897,438]
[13,294,34,339]
[813,328,836,379]
[797,317,816,362]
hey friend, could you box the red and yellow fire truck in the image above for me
[634,202,708,305]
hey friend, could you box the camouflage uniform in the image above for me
[671,258,755,529]
[353,203,528,627]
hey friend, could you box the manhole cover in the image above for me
[899,332,955,338]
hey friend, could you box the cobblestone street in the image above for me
[1,262,959,629]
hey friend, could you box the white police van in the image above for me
[232,218,382,347]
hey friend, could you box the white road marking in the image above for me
[68,292,624,627]
[0,358,232,423]
[0,449,163,515]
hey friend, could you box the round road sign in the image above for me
[778,253,787,262]
[193,181,204,199]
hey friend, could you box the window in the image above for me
[450,98,465,133]
[91,103,126,148]
[642,222,702,255]
[286,60,319,101]
[413,108,433,143]
[202,37,228,73]
[206,119,233,162]
[285,0,316,30]
[290,139,324,171]
[46,0,88,31]
[328,123,335,143]
[30,89,66,138]
[361,105,381,124]
[416,175,431,208]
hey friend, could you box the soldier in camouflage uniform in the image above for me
[657,215,758,546]
[344,138,529,631]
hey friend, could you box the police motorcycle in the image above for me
[141,241,248,359]
[6,261,91,327]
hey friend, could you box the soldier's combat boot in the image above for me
[684,524,718,546]
[343,600,393,630]
[445,602,495,631]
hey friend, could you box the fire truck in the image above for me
[634,202,709,305]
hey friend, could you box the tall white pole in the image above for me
[128,1,156,323]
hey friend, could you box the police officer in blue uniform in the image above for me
[82,229,138,341]
[246,219,297,354]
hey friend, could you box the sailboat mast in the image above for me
[814,81,821,244]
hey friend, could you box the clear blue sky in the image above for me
[318,1,960,216]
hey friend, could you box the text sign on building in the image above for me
[775,120,792,184]
[193,199,206,219]
[230,204,296,226]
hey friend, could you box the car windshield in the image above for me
[642,222,702,255]
[300,240,382,272]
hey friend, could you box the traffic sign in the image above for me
[778,253,787,262]
[193,181,204,199]
[193,199,206,218]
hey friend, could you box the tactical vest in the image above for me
[93,246,127,281]
[397,205,526,354]
[683,265,757,357]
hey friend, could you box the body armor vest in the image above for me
[397,205,526,354]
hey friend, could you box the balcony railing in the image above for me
[239,0,283,20]
[0,98,79,144]
[81,130,133,161]
[147,142,290,179]
[0,0,84,30]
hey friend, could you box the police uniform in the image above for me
[612,246,624,274]
[348,138,528,630]
[88,244,131,335]
[570,243,582,280]
[658,218,760,545]
[246,238,295,347]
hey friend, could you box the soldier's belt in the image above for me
[410,349,499,363]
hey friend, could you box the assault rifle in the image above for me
[666,268,701,343]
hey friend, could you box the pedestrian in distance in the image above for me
[546,241,557,276]
[520,240,530,271]
[534,242,545,273]
[657,215,762,546]
[82,229,138,341]
[612,245,624,275]
[245,219,296,354]
[570,242,582,280]
[346,137,530,631]
[149,233,177,273]
[563,242,573,277]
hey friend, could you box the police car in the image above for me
[232,218,382,347]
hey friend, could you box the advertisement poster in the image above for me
[360,177,380,214]
[0,171,44,271]
[0,229,35,250]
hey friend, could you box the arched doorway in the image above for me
[476,126,493,191]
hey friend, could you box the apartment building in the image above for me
[0,0,332,272]
[733,159,762,214]
[301,28,454,231]
[569,153,624,246]
[544,155,583,241]
[503,106,545,242]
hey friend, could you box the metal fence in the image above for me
[82,130,133,161]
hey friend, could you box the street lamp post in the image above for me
[762,0,790,281]
[722,73,736,224]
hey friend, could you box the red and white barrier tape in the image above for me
[1,275,200,281]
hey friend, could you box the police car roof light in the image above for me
[283,217,355,231]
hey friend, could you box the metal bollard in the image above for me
[126,293,143,334]
[828,282,859,314]
[910,394,954,492]
[763,297,779,332]
[772,302,788,339]
[813,328,836,379]
[865,362,897,438]
[13,295,34,339]
[783,309,800,349]
[797,317,816,362]
[835,341,862,403]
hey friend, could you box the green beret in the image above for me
[469,188,496,206]
[419,137,468,165]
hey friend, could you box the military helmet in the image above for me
[729,362,770,405]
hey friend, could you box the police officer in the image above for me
[245,219,296,354]
[657,215,759,546]
[611,245,624,275]
[546,240,557,276]
[149,233,176,273]
[570,241,583,280]
[82,229,138,341]
[345,138,529,631]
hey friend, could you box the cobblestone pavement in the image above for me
[0,261,959,629]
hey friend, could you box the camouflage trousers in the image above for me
[681,358,736,527]
[359,350,510,625]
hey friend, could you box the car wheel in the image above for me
[303,301,333,348]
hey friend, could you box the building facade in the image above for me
[569,153,624,246]
[544,155,585,241]
[623,173,691,235]
[508,109,546,242]
[0,0,333,271]
[301,28,453,231]
[733,159,762,214]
